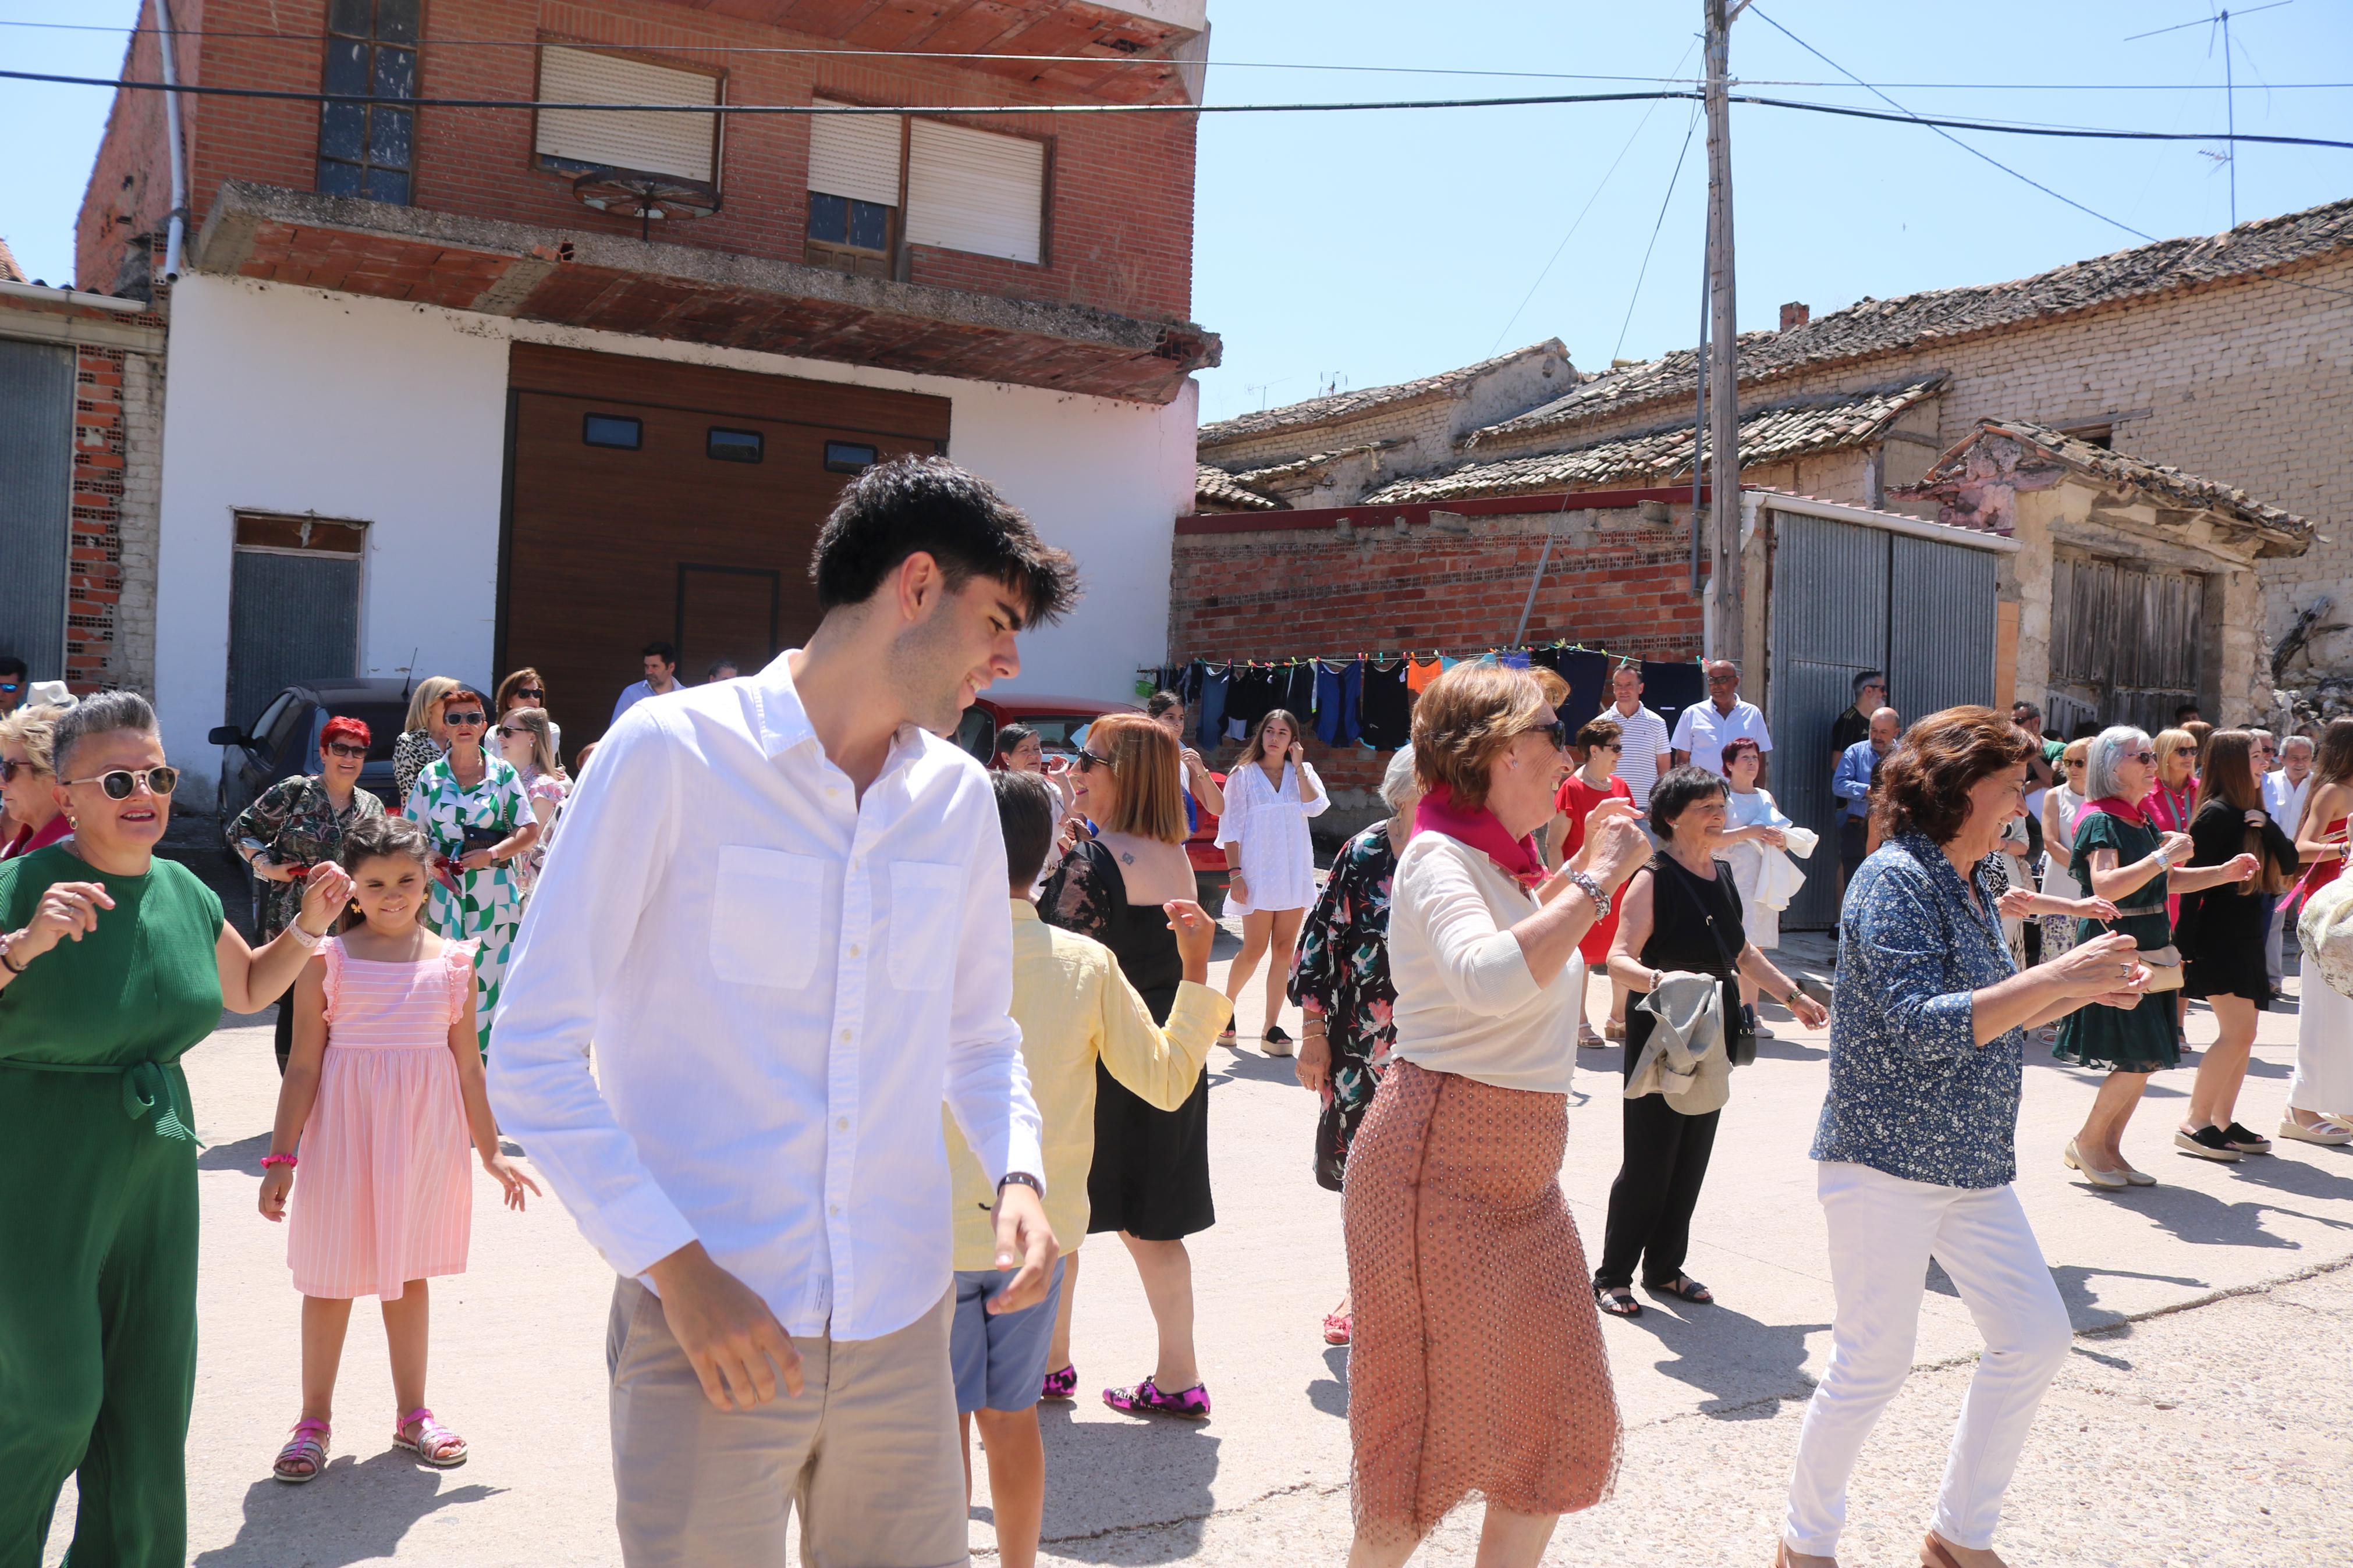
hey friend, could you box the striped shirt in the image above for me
[1605,702,1672,803]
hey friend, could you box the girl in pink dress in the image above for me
[257,815,540,1483]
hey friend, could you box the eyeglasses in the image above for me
[444,711,487,727]
[324,742,368,760]
[63,766,179,799]
[496,726,526,739]
[0,758,40,783]
[0,682,19,694]
[513,687,544,700]
[1527,719,1571,751]
[1707,673,1739,687]
[2129,751,2158,765]
[2063,759,2086,769]
[1075,750,1117,773]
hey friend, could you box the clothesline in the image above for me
[1142,639,1706,674]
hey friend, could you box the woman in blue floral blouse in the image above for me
[1780,707,2146,1568]
[1288,748,1418,1347]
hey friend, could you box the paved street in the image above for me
[41,930,2353,1567]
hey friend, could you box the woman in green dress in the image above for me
[402,687,539,1057]
[2056,724,2257,1189]
[0,692,352,1567]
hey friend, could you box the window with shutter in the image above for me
[805,101,902,276]
[906,120,1046,266]
[534,46,721,184]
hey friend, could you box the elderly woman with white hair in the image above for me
[1288,746,1421,1347]
[2055,724,2256,1187]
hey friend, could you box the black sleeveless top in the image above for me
[1623,851,1747,1085]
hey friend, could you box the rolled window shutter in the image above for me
[808,102,902,207]
[906,120,1045,265]
[535,46,719,183]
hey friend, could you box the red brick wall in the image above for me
[1167,507,1707,806]
[81,0,1197,323]
[74,0,183,295]
[68,344,130,692]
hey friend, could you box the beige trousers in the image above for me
[606,1276,967,1568]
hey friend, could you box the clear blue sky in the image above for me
[3,2,2348,427]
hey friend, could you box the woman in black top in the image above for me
[1038,713,1219,1418]
[1596,767,1825,1316]
[2175,730,2302,1161]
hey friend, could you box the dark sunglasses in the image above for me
[513,687,545,699]
[2129,750,2158,765]
[0,757,38,783]
[324,742,369,759]
[496,725,528,740]
[1528,719,1571,750]
[0,681,19,693]
[444,710,487,727]
[1075,750,1117,773]
[63,765,179,800]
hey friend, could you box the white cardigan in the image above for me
[1387,831,1577,1095]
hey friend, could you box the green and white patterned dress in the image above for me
[404,751,532,1057]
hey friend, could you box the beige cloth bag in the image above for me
[1626,970,1731,1116]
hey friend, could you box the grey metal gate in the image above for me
[2045,551,2202,737]
[0,339,75,680]
[1768,509,1999,930]
[226,550,363,730]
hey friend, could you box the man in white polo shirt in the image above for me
[1672,659,1773,778]
[1603,660,1674,808]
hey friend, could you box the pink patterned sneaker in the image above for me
[1041,1364,1078,1401]
[1103,1374,1211,1420]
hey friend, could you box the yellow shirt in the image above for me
[946,898,1231,1270]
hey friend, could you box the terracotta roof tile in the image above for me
[1198,340,1566,447]
[1194,464,1284,511]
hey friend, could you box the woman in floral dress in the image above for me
[402,688,539,1057]
[1287,746,1418,1346]
[229,714,385,1070]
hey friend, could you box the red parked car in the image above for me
[954,692,1228,899]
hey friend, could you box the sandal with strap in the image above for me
[272,1418,331,1484]
[1103,1374,1211,1420]
[1040,1364,1078,1402]
[393,1406,469,1468]
[1648,1274,1715,1304]
[1595,1284,1642,1318]
[1322,1310,1352,1346]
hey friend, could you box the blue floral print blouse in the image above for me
[1811,831,2025,1189]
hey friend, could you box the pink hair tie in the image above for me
[260,1153,298,1170]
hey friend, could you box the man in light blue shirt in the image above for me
[1834,706,1901,888]
[609,641,683,727]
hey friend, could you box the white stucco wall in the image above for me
[156,275,1196,804]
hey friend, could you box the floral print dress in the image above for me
[226,776,384,940]
[404,752,532,1057]
[1287,820,1401,1190]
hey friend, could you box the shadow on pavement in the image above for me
[1614,1301,1830,1420]
[1306,1345,1349,1419]
[1211,1051,1304,1088]
[198,1132,272,1172]
[1037,1407,1220,1563]
[191,1452,505,1567]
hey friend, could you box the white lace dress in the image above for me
[1216,760,1328,914]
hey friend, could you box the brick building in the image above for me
[72,0,1218,803]
[1196,198,2347,726]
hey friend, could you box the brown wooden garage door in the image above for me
[500,344,952,751]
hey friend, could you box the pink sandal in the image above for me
[1103,1374,1211,1419]
[1040,1364,1078,1401]
[1322,1311,1352,1346]
[272,1418,330,1483]
[392,1406,469,1467]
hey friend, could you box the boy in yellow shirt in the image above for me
[944,772,1231,1567]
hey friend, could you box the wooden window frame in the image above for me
[315,0,426,205]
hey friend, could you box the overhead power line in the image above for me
[5,68,2352,151]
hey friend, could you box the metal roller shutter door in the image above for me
[0,339,73,681]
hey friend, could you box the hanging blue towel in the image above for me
[1314,659,1361,747]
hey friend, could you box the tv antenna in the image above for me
[2125,0,2293,226]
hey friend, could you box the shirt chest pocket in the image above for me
[710,847,826,989]
[888,861,963,991]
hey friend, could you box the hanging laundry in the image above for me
[1406,656,1445,694]
[1223,663,1282,739]
[1531,647,1609,733]
[1314,659,1361,748]
[1358,657,1413,750]
[1497,650,1531,670]
[1279,661,1318,719]
[1192,662,1230,750]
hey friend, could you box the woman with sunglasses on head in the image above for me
[391,676,459,812]
[1037,714,1216,1418]
[1216,708,1328,1054]
[2054,726,2257,1188]
[0,691,353,1567]
[403,688,539,1059]
[1,705,73,862]
[229,716,387,1071]
[493,669,562,767]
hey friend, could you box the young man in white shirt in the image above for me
[1603,661,1674,808]
[1671,659,1773,778]
[492,457,1071,1568]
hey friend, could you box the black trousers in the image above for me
[1593,1082,1720,1291]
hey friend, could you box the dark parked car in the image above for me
[207,679,414,840]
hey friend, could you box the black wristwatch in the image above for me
[997,1172,1044,1199]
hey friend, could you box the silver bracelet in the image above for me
[1564,869,1610,921]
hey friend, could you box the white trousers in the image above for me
[2290,971,2353,1114]
[1781,1162,2071,1556]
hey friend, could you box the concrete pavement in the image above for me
[39,929,2353,1567]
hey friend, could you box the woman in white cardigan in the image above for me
[1217,709,1328,1053]
[1342,662,1651,1568]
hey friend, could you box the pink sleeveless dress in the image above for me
[288,936,478,1300]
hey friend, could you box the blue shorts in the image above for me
[949,1260,1065,1414]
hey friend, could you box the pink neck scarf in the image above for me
[1414,781,1547,889]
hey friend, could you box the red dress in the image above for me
[1555,772,1632,962]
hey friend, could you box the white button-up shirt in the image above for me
[489,653,1044,1342]
[2265,768,2312,839]
[1671,696,1773,776]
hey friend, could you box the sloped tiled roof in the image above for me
[1472,196,2353,446]
[1194,464,1284,511]
[1898,418,2312,555]
[1198,340,1566,449]
[1364,376,1947,505]
[0,236,22,283]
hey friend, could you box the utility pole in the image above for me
[1703,0,1742,665]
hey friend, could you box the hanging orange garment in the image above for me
[1406,656,1444,694]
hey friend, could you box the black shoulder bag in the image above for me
[1662,861,1758,1068]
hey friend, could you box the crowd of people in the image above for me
[3,456,2351,1568]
